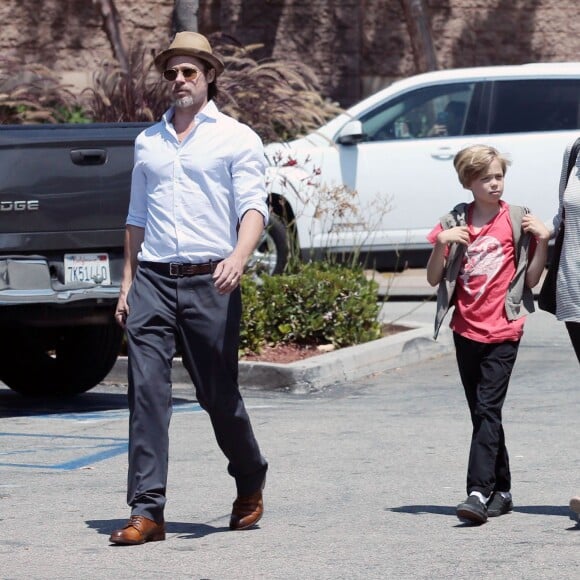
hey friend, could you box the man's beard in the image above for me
[174,95,195,108]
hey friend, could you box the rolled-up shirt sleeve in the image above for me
[126,137,148,228]
[232,127,269,225]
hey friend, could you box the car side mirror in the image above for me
[336,120,365,145]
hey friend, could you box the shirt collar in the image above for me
[197,100,219,122]
[162,100,219,128]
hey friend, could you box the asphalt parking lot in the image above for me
[1,298,579,579]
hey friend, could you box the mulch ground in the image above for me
[240,323,409,364]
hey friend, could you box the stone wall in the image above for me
[206,0,580,105]
[1,0,578,108]
[206,0,363,110]
[0,0,175,92]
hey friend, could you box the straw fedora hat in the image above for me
[154,32,225,77]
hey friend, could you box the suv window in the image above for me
[489,79,580,134]
[360,82,479,141]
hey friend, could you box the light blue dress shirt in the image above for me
[127,101,268,263]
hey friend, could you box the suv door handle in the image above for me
[430,147,456,161]
[70,149,107,165]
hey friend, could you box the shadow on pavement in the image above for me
[0,390,127,419]
[514,505,571,517]
[86,519,230,539]
[0,388,191,419]
[388,504,576,520]
[387,505,456,516]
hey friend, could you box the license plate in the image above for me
[64,253,111,285]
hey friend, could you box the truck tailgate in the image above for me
[0,123,150,252]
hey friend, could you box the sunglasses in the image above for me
[163,67,201,82]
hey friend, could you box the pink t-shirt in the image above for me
[428,202,528,343]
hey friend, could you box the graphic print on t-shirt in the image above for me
[460,235,504,299]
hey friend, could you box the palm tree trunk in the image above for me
[92,0,129,73]
[399,0,438,72]
[173,0,199,33]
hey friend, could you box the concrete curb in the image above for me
[239,322,453,393]
[105,321,454,394]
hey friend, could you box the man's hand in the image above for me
[213,256,245,294]
[115,292,129,328]
[213,209,265,294]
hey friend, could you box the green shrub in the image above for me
[239,276,269,355]
[240,262,381,355]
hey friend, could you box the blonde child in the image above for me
[427,145,549,524]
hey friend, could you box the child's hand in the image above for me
[436,226,470,246]
[522,214,550,241]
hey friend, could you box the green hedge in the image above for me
[240,262,381,355]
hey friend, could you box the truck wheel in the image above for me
[0,323,123,397]
[248,214,290,275]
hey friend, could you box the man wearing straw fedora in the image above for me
[109,31,269,545]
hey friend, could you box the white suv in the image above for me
[261,62,580,272]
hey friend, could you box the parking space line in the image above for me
[0,402,269,470]
[0,432,127,470]
[17,402,204,423]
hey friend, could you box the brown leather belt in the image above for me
[141,260,221,277]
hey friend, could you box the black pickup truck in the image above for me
[0,123,152,396]
[0,122,287,397]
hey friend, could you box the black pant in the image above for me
[565,321,580,364]
[453,333,520,498]
[125,264,268,523]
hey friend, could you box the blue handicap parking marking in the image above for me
[40,402,203,423]
[0,402,203,470]
[0,432,128,470]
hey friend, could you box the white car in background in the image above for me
[256,62,580,273]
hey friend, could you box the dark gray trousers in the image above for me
[125,264,268,523]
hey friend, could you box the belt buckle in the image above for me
[169,263,180,277]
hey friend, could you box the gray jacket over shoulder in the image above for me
[433,202,535,339]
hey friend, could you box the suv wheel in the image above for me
[0,322,123,397]
[247,214,290,275]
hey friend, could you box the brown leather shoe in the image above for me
[109,515,166,545]
[229,489,264,530]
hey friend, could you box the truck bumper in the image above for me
[0,257,120,305]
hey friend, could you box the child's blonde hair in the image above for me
[453,145,511,188]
